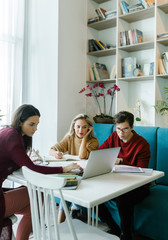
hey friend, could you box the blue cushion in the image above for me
[133,126,158,169]
[134,185,168,240]
[93,123,114,147]
[156,128,168,185]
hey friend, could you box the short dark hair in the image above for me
[114,111,134,127]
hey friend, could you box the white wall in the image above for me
[25,0,87,155]
[57,0,87,140]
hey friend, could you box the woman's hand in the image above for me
[84,126,93,138]
[63,163,83,173]
[54,151,64,159]
[115,158,123,165]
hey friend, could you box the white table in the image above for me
[7,166,164,226]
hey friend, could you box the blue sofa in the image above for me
[93,124,167,240]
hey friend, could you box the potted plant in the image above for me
[154,87,168,115]
[79,83,120,123]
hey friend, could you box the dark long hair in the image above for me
[11,104,40,152]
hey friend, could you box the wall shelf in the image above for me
[88,17,116,30]
[119,41,154,52]
[87,48,116,57]
[119,7,155,23]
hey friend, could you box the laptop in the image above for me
[79,147,121,180]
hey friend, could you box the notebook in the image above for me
[79,147,121,180]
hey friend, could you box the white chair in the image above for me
[22,166,119,240]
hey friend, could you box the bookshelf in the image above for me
[86,0,168,127]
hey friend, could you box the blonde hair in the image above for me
[68,114,96,139]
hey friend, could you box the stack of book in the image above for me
[157,32,168,39]
[158,52,168,75]
[120,29,143,46]
[88,39,107,52]
[122,57,136,78]
[88,16,99,24]
[105,10,117,19]
[89,63,109,81]
[88,8,117,24]
[120,0,154,15]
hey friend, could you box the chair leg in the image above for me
[11,229,16,240]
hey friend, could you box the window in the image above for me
[0,0,25,125]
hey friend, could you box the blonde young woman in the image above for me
[49,114,99,223]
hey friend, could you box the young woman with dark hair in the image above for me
[0,104,82,240]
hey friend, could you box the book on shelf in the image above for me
[135,29,143,43]
[91,39,101,51]
[95,63,109,80]
[139,0,149,9]
[88,39,107,52]
[143,62,154,76]
[99,7,107,19]
[149,62,154,75]
[95,8,106,20]
[93,63,101,80]
[148,0,155,5]
[122,57,136,78]
[110,65,116,79]
[143,63,151,76]
[127,3,144,13]
[95,40,106,50]
[88,16,99,24]
[158,58,166,75]
[120,29,143,46]
[89,66,96,81]
[105,10,117,19]
[157,32,168,39]
[120,0,129,14]
[161,52,168,73]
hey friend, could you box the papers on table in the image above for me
[112,165,153,175]
[113,165,144,173]
[43,154,81,162]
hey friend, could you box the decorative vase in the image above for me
[93,116,114,124]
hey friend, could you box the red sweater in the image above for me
[98,130,150,168]
[0,127,63,238]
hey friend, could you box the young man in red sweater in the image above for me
[98,111,150,240]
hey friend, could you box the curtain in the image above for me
[0,0,25,125]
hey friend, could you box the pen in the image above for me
[54,145,60,152]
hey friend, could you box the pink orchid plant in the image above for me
[79,83,120,117]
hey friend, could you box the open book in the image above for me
[43,154,81,162]
[112,165,144,173]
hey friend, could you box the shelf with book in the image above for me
[87,48,116,56]
[118,75,154,82]
[87,79,116,83]
[86,0,168,127]
[157,38,168,46]
[92,0,111,3]
[88,17,117,30]
[119,7,155,23]
[156,74,168,79]
[118,41,154,52]
[157,2,168,13]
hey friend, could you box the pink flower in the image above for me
[79,84,120,116]
[99,83,105,89]
[86,93,92,97]
[79,88,86,93]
